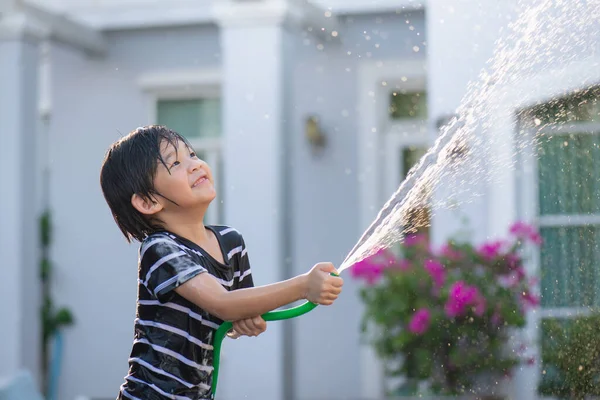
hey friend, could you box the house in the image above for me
[1,0,599,399]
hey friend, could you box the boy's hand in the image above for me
[305,262,343,305]
[230,316,267,338]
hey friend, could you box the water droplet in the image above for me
[264,114,270,119]
[331,31,338,37]
[534,118,542,126]
[347,51,352,55]
[368,91,375,97]
[317,44,324,51]
[371,128,377,133]
[345,67,351,72]
[413,46,420,52]
[401,76,408,82]
[375,43,380,48]
[381,81,388,86]
[303,38,310,46]
[409,25,415,31]
[366,35,371,41]
[324,10,332,18]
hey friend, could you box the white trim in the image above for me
[138,68,221,125]
[540,307,594,319]
[357,58,426,399]
[310,0,425,14]
[62,0,215,31]
[537,121,600,135]
[138,69,221,98]
[0,2,106,55]
[0,10,50,42]
[50,0,414,31]
[213,0,340,42]
[539,214,600,227]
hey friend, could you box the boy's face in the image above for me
[152,139,216,210]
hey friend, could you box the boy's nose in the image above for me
[188,158,203,171]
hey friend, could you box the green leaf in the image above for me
[40,259,51,281]
[54,308,74,326]
[40,211,52,246]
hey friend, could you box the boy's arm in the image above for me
[175,262,341,322]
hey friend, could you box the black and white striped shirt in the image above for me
[117,225,253,400]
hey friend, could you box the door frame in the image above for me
[356,58,427,398]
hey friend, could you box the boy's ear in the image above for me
[131,193,163,215]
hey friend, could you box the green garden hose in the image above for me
[211,273,338,398]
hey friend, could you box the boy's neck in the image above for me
[159,209,210,246]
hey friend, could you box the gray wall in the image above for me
[47,25,221,400]
[289,11,427,399]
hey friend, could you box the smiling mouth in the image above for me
[192,176,208,188]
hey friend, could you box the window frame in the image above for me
[139,69,224,225]
[518,112,600,394]
[525,121,600,317]
[357,58,427,398]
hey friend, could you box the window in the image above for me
[383,89,430,239]
[519,87,600,392]
[156,98,223,225]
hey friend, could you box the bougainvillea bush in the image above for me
[351,222,541,395]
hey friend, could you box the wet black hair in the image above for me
[99,125,192,243]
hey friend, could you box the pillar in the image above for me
[214,1,295,399]
[0,7,43,386]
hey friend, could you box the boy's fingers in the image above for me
[318,262,337,273]
[234,319,251,336]
[252,316,266,331]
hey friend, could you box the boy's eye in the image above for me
[190,152,197,158]
[171,161,180,167]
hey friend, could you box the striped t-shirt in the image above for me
[117,225,253,400]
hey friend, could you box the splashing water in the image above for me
[338,0,600,274]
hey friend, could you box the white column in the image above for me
[214,2,293,399]
[0,9,44,384]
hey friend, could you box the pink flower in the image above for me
[397,259,412,271]
[424,259,446,288]
[445,281,486,318]
[505,253,521,270]
[509,221,543,245]
[500,267,526,288]
[404,234,428,246]
[521,291,540,309]
[473,294,486,316]
[408,308,431,335]
[477,240,504,261]
[440,244,463,260]
[350,258,383,285]
[350,248,400,284]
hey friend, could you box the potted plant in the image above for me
[351,221,541,398]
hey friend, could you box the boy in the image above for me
[99,125,343,400]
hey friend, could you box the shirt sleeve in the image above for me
[236,234,254,289]
[139,236,207,303]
